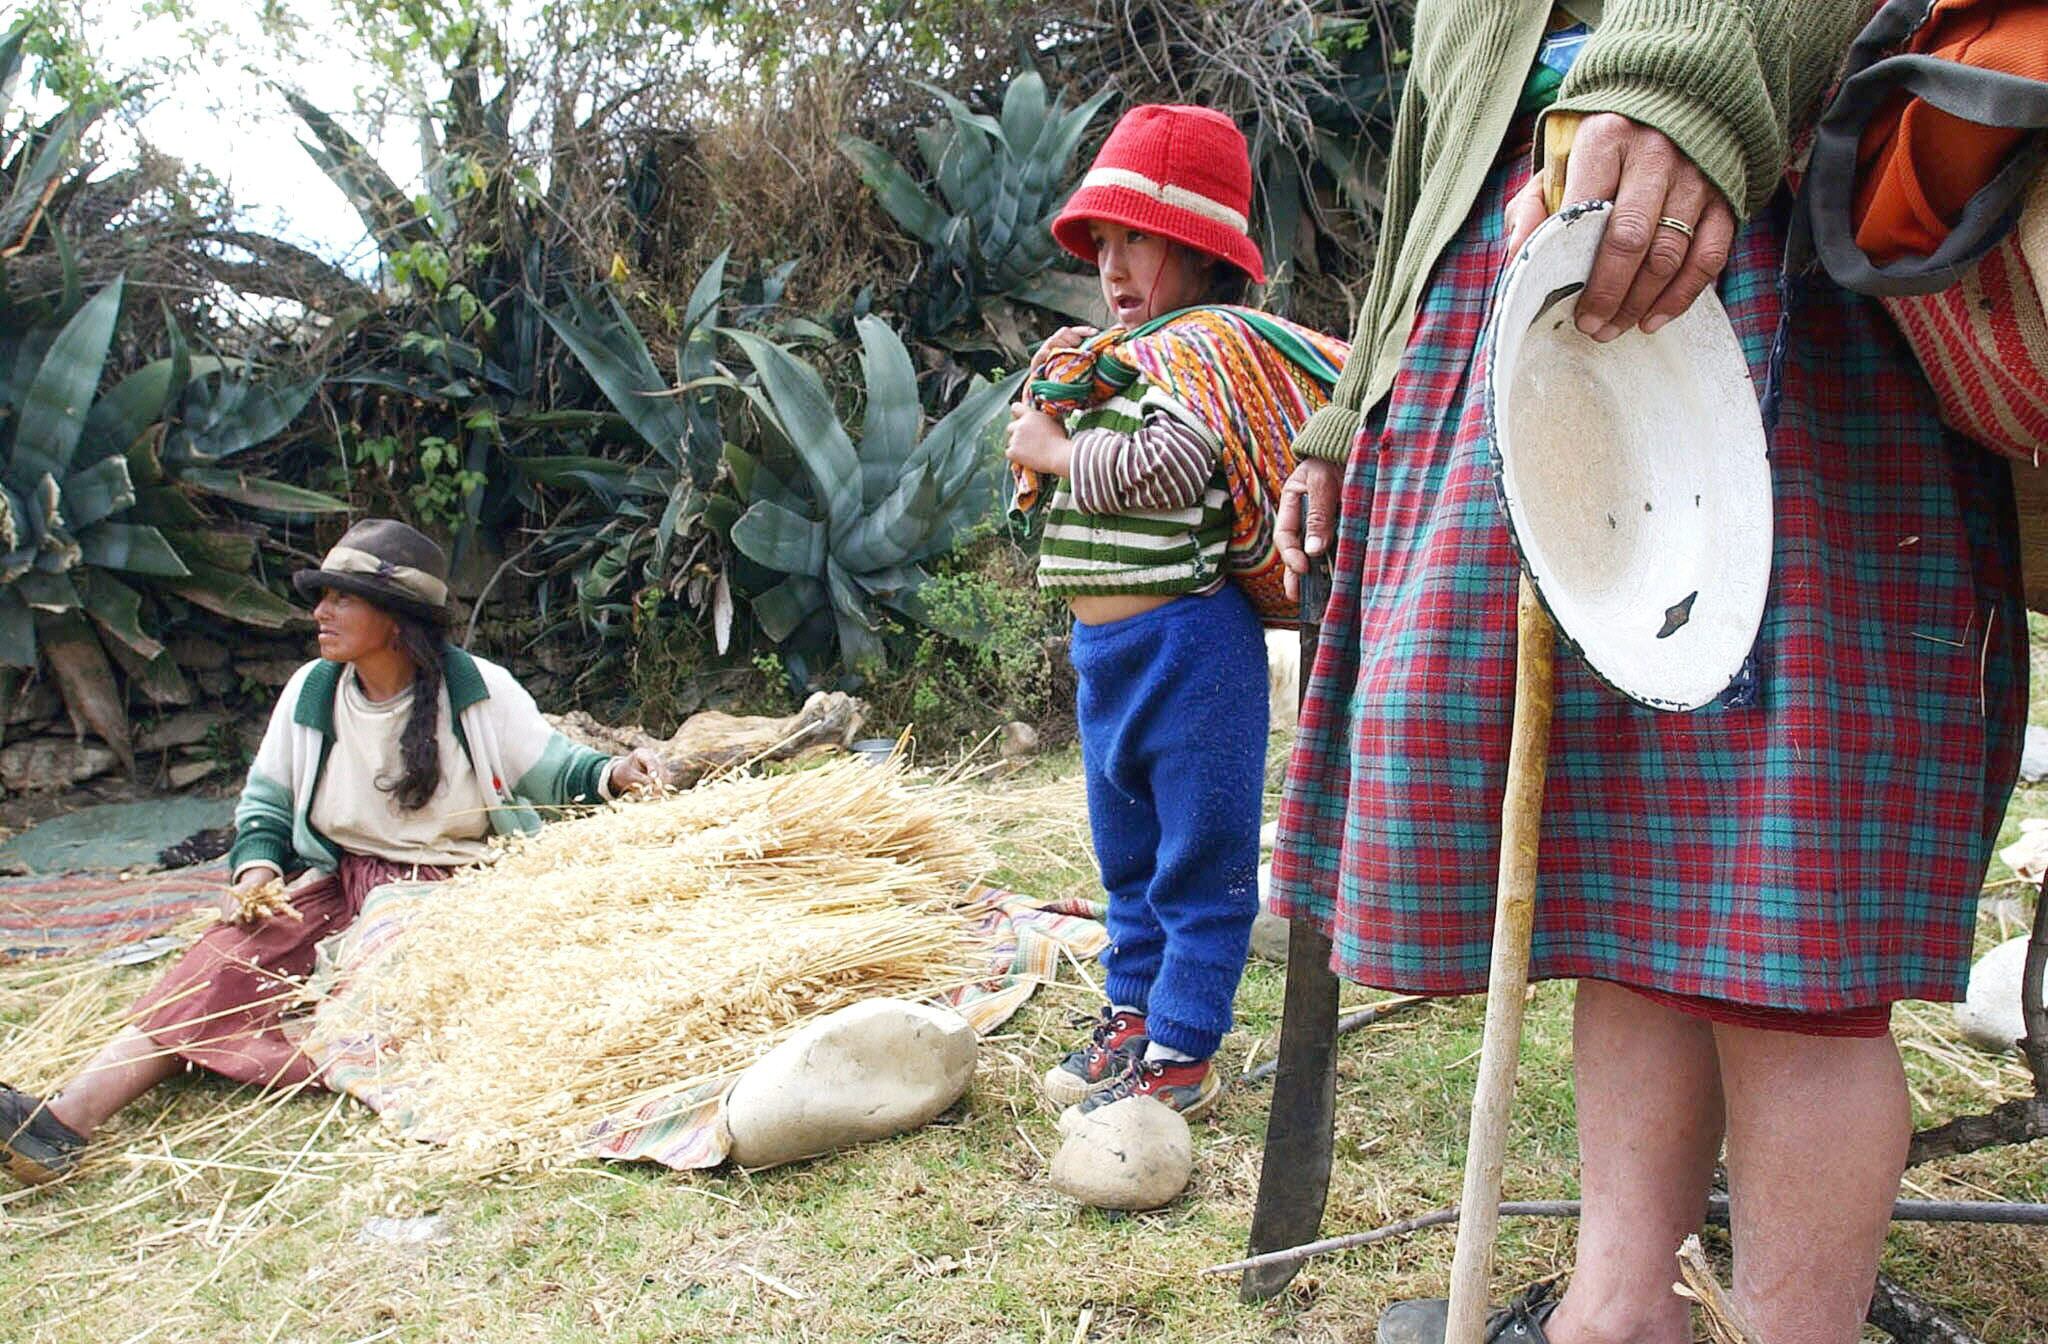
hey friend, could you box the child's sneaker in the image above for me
[1041,1007,1149,1107]
[1060,1054,1221,1132]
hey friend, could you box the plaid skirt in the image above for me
[1269,152,2026,1012]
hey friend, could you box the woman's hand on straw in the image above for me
[1276,456,1344,601]
[607,747,672,798]
[1502,112,1736,341]
[1005,403,1073,478]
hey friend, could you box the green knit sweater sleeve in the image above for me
[1542,0,1866,218]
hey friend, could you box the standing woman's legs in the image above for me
[1547,981,1724,1344]
[1714,1023,1910,1344]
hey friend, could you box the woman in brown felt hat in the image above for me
[0,519,667,1186]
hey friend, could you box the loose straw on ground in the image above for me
[302,755,994,1167]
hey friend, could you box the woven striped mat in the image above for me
[307,881,1110,1169]
[0,864,227,961]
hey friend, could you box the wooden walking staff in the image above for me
[1442,110,1579,1344]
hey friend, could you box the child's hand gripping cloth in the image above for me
[1012,305,1349,626]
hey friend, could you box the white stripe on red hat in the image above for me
[1078,167,1249,234]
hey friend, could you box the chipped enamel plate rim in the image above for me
[1486,201,1772,713]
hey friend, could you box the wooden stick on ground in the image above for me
[1675,1234,1765,1344]
[1443,112,1577,1344]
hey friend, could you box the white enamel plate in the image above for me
[1487,201,1773,712]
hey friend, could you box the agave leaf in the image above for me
[542,292,691,469]
[837,135,947,246]
[722,444,805,514]
[0,101,98,246]
[652,479,697,571]
[176,371,319,460]
[177,467,349,515]
[835,465,939,574]
[164,527,257,574]
[854,316,922,503]
[824,557,885,671]
[59,455,136,530]
[0,24,27,129]
[918,123,962,202]
[998,71,1050,162]
[284,90,433,253]
[683,247,729,333]
[166,563,299,628]
[730,498,826,578]
[79,355,178,464]
[14,567,75,611]
[128,484,206,529]
[103,636,192,708]
[719,328,861,528]
[912,367,1027,499]
[77,521,188,577]
[749,575,826,643]
[36,607,131,768]
[0,589,32,668]
[8,278,122,491]
[1011,271,1104,326]
[74,568,161,659]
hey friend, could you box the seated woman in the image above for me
[0,518,665,1185]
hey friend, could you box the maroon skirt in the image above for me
[130,853,451,1088]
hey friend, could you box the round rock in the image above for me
[1000,721,1040,760]
[1955,936,2044,1055]
[1249,862,1288,963]
[1049,1096,1193,1211]
[724,998,977,1169]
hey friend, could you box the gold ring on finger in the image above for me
[1657,216,1696,240]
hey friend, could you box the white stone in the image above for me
[1249,862,1288,963]
[1266,629,1299,733]
[723,998,976,1169]
[2022,724,2048,784]
[1955,936,2044,1056]
[999,721,1040,760]
[1049,1096,1193,1211]
[0,738,120,792]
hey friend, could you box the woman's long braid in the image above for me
[387,614,446,811]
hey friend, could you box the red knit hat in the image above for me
[1052,104,1266,285]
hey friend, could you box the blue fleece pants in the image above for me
[1070,585,1267,1060]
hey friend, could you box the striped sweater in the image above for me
[1035,377,1234,597]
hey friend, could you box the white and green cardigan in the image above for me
[228,648,615,878]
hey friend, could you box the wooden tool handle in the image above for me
[1442,110,1577,1344]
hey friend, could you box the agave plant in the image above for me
[720,316,1024,672]
[0,273,344,764]
[839,70,1111,340]
[527,252,732,643]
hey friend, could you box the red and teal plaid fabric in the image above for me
[1269,153,2026,1013]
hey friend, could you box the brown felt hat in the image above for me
[293,518,451,625]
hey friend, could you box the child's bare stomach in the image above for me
[1068,593,1177,626]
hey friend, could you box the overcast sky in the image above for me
[79,0,429,270]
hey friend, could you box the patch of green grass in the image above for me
[2,729,2044,1342]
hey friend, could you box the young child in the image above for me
[1006,104,1347,1126]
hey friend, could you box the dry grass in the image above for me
[0,741,2042,1342]
[303,757,993,1167]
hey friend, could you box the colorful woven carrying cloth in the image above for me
[1269,151,2026,1013]
[1017,305,1349,625]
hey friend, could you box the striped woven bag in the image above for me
[1799,0,2048,462]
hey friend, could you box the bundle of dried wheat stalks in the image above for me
[301,755,993,1166]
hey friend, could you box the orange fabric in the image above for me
[1854,0,2048,263]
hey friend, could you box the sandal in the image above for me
[1375,1279,1559,1344]
[1,1082,85,1186]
